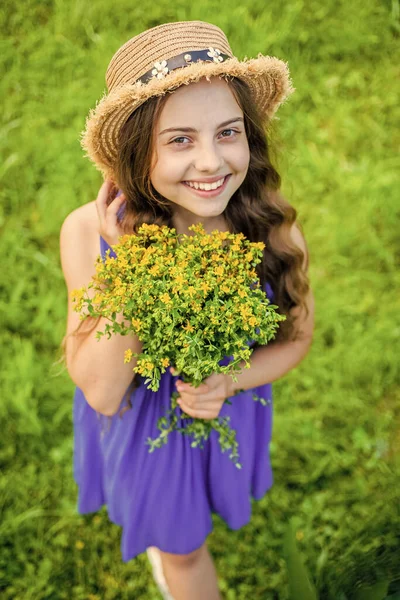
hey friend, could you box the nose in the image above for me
[193,139,224,173]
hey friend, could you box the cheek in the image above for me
[225,140,250,172]
[151,154,186,187]
[237,141,251,169]
[229,145,250,183]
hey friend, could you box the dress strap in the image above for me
[100,235,116,261]
[265,281,274,301]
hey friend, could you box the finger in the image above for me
[107,193,126,221]
[176,380,209,395]
[177,402,217,420]
[95,179,116,224]
[177,388,219,412]
[177,390,222,413]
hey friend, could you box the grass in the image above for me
[0,0,399,598]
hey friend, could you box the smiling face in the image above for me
[150,76,250,235]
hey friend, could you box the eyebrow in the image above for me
[158,117,244,136]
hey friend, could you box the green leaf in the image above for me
[353,580,390,600]
[283,518,318,600]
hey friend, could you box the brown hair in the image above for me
[57,74,310,424]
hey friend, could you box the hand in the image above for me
[95,179,126,248]
[170,368,234,420]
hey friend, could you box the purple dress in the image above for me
[73,208,274,562]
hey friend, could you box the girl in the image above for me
[60,20,314,600]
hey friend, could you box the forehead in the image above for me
[155,77,242,129]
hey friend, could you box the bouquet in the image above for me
[71,223,286,468]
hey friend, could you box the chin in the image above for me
[190,206,226,217]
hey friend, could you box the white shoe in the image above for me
[146,546,175,600]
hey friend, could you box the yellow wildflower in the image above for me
[149,264,160,276]
[240,305,252,318]
[131,318,142,330]
[174,273,185,286]
[105,256,115,269]
[70,288,84,302]
[124,349,133,363]
[252,241,265,251]
[115,287,125,297]
[160,293,172,304]
[117,256,129,268]
[140,223,159,233]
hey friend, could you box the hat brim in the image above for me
[80,54,295,179]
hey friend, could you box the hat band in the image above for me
[136,47,231,85]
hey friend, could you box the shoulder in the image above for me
[60,200,98,235]
[289,222,309,272]
[60,200,99,253]
[59,200,100,282]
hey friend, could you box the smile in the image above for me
[182,175,231,196]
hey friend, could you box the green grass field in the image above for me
[1,1,399,598]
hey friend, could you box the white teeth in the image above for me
[185,177,226,191]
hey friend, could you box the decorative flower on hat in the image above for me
[151,60,169,79]
[207,47,224,63]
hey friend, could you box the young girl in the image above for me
[60,20,314,600]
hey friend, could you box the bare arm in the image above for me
[230,222,315,393]
[60,183,142,417]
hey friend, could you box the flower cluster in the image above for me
[71,223,286,467]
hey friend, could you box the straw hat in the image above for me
[80,20,295,180]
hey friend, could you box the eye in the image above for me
[169,129,240,146]
[220,128,239,138]
[170,136,190,145]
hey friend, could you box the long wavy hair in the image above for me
[57,75,311,423]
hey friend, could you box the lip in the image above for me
[184,174,229,183]
[182,175,231,197]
